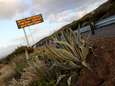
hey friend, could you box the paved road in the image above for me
[82,24,115,39]
[75,15,115,33]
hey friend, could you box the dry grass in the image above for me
[1,26,92,86]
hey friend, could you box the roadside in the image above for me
[77,37,115,86]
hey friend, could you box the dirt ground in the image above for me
[76,37,115,86]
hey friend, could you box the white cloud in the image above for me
[48,10,87,23]
[46,0,107,24]
[0,0,107,20]
[32,0,107,15]
[32,0,107,24]
[0,44,17,59]
[32,0,77,14]
[0,0,30,19]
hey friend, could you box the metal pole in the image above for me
[28,27,35,44]
[23,28,29,60]
[23,28,29,46]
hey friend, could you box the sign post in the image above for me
[28,27,35,45]
[23,28,29,46]
[16,14,44,60]
[16,14,43,46]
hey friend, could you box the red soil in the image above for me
[77,37,115,86]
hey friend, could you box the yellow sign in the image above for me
[16,14,43,29]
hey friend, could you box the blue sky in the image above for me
[0,0,107,58]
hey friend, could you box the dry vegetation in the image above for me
[0,28,92,86]
[0,0,115,86]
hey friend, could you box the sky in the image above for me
[0,0,107,58]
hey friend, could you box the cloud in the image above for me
[0,0,107,20]
[32,0,77,15]
[47,9,87,23]
[0,44,17,59]
[32,0,107,15]
[0,0,30,19]
[32,0,107,23]
[44,0,107,24]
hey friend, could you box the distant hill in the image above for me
[33,0,115,47]
[63,0,115,31]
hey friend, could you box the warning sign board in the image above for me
[16,14,43,29]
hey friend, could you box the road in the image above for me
[82,24,115,39]
[75,15,115,33]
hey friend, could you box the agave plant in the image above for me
[37,27,92,86]
[47,28,91,69]
[7,26,92,86]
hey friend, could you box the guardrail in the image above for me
[75,15,115,33]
